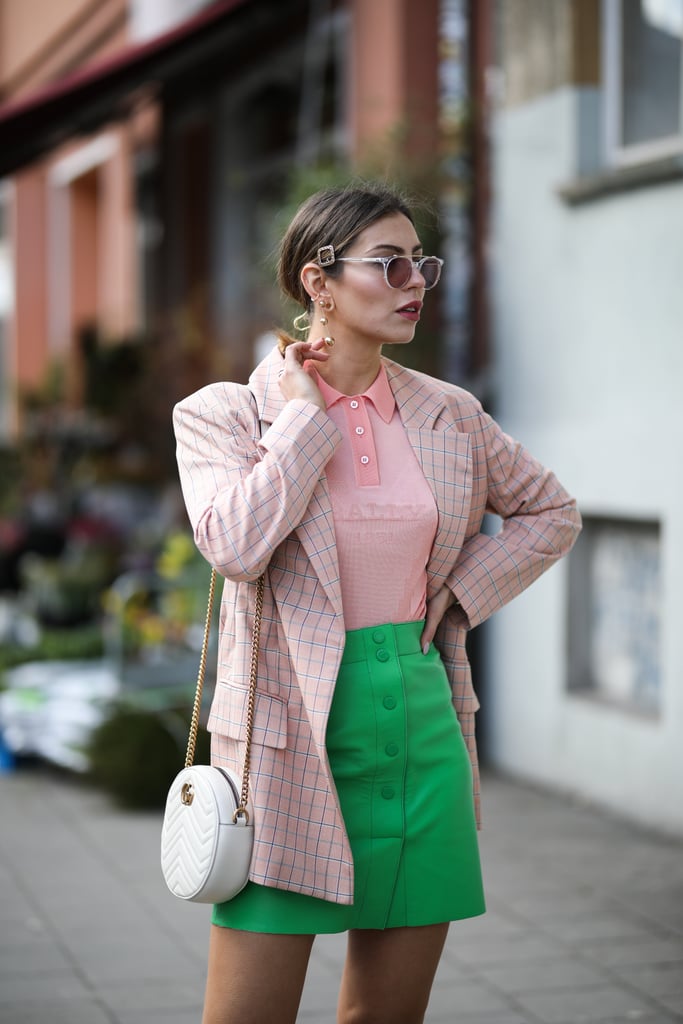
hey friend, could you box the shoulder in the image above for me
[382,358,487,425]
[173,381,258,433]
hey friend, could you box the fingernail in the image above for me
[422,642,429,655]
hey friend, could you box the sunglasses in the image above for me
[335,255,444,290]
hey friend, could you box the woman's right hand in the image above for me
[278,338,330,411]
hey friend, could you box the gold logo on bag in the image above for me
[181,782,194,806]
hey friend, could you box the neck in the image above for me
[308,330,382,396]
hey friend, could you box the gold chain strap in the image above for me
[184,568,265,821]
[240,572,264,815]
[184,567,217,768]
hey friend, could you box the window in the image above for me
[604,0,683,166]
[568,516,662,715]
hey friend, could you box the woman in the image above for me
[174,182,581,1023]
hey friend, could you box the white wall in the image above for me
[129,0,214,42]
[485,86,683,837]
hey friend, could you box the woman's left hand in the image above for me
[420,585,457,654]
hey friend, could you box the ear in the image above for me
[300,262,328,304]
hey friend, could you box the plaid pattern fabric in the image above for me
[173,346,581,904]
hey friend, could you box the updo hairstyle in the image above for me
[277,182,414,321]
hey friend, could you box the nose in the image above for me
[408,260,427,289]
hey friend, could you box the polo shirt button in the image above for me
[355,426,364,435]
[382,696,397,710]
[360,455,370,465]
[376,649,390,663]
[350,400,359,409]
[381,786,395,800]
[385,743,399,757]
[372,630,386,644]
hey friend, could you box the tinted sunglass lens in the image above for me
[386,257,413,288]
[421,259,441,289]
[386,256,441,289]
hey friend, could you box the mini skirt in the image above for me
[212,620,485,933]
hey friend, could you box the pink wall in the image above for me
[348,0,440,168]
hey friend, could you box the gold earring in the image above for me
[319,297,333,327]
[293,310,310,333]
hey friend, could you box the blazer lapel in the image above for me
[385,360,473,597]
[249,349,344,618]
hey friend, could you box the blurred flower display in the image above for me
[102,530,211,662]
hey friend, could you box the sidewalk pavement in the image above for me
[1,765,682,1024]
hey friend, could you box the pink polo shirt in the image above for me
[313,364,438,631]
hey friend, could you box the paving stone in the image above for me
[0,1000,114,1024]
[0,969,92,1006]
[503,891,617,920]
[595,1018,681,1024]
[0,935,72,976]
[537,912,655,944]
[654,994,683,1015]
[116,1011,204,1024]
[97,979,205,1014]
[2,769,683,1023]
[514,985,660,1023]
[580,939,683,968]
[614,962,683,998]
[423,980,512,1015]
[298,973,339,1017]
[478,958,611,995]
[428,1016,533,1024]
[450,932,569,966]
[70,940,197,986]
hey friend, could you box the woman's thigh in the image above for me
[202,924,315,1024]
[337,923,450,1024]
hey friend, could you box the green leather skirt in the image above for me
[212,620,485,933]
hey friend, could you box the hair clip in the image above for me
[317,245,336,267]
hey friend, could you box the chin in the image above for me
[389,330,417,346]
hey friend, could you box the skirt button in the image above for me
[381,786,395,800]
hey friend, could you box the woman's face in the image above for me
[324,212,429,349]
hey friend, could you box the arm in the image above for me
[174,384,341,582]
[446,407,581,629]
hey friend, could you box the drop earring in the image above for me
[318,299,335,346]
[293,311,310,333]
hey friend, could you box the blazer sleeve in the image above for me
[446,404,581,629]
[173,382,341,581]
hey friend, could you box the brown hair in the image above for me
[277,181,414,313]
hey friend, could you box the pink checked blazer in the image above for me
[174,345,581,904]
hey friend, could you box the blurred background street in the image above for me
[2,765,683,1024]
[1,1,682,1020]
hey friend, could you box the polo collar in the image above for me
[313,364,395,424]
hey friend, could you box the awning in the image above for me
[0,0,248,178]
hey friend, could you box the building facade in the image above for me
[484,0,683,836]
[0,0,457,438]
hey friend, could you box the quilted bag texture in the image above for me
[161,764,253,903]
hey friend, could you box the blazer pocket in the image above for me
[207,682,288,749]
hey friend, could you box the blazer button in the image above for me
[376,649,390,662]
[385,743,399,757]
[381,786,395,800]
[382,696,397,710]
